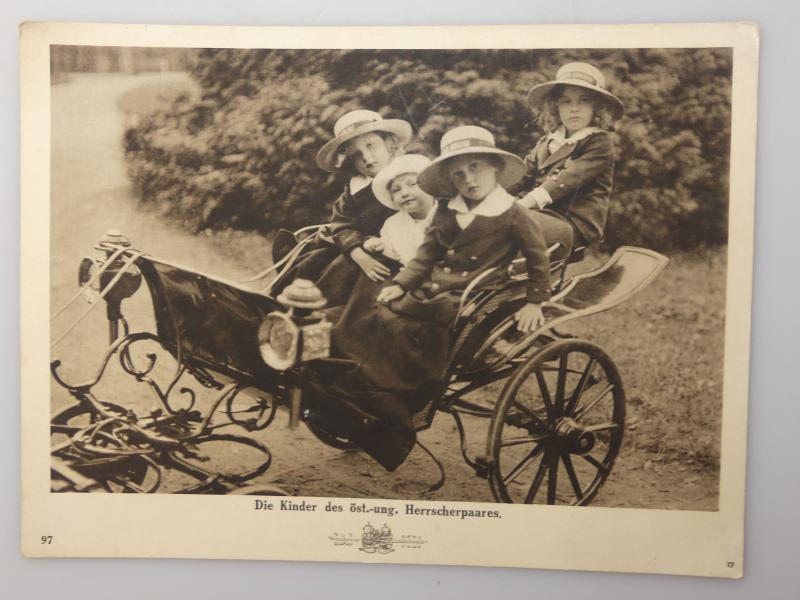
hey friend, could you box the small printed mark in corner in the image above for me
[727,561,735,568]
[41,535,53,545]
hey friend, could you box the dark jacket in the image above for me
[393,197,552,303]
[327,181,396,256]
[514,130,615,245]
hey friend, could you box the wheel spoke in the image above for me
[584,421,619,433]
[510,400,548,429]
[564,357,596,416]
[502,444,544,485]
[524,450,550,503]
[500,434,548,448]
[561,451,584,503]
[582,453,608,474]
[554,353,568,416]
[573,383,614,420]
[534,369,554,418]
[546,451,559,504]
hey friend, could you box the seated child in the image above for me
[363,154,436,266]
[515,61,624,258]
[286,109,412,298]
[323,126,551,471]
[379,125,552,332]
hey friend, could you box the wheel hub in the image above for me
[553,417,595,455]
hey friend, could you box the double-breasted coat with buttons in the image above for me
[514,130,615,245]
[393,199,552,303]
[326,197,552,471]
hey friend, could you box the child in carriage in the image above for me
[362,153,437,267]
[279,109,412,303]
[515,61,624,259]
[324,125,551,471]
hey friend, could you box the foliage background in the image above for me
[123,48,732,250]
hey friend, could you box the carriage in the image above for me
[50,227,667,505]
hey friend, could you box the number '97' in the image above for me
[41,535,53,544]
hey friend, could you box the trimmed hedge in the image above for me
[124,48,732,249]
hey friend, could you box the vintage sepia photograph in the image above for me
[47,44,728,508]
[22,22,757,575]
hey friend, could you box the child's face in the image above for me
[557,86,595,135]
[447,155,499,203]
[345,132,393,178]
[388,173,434,219]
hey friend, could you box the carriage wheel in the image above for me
[487,339,625,505]
[51,404,162,493]
[169,433,273,492]
[51,401,129,439]
[227,484,291,496]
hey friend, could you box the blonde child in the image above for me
[363,154,436,266]
[516,62,624,258]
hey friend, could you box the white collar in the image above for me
[547,125,602,147]
[349,174,372,194]
[448,186,516,218]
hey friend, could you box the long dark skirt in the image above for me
[320,273,459,470]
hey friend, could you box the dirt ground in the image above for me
[49,72,719,510]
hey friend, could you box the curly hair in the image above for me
[535,84,616,133]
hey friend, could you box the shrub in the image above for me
[124,48,732,249]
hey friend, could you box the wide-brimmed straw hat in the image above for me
[316,109,413,173]
[371,154,433,210]
[417,126,526,198]
[526,62,624,120]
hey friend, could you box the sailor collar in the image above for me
[447,186,515,228]
[546,125,602,151]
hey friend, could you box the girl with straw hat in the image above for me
[282,109,412,301]
[515,61,624,258]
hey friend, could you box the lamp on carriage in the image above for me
[78,230,142,343]
[257,279,332,371]
[258,279,332,430]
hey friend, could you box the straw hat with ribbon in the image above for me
[371,154,433,210]
[417,126,526,198]
[526,62,624,120]
[316,109,413,173]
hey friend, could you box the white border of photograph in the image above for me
[21,21,757,577]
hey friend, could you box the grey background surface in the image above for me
[6,0,798,598]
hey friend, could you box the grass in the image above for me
[559,246,726,469]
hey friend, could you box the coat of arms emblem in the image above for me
[359,523,394,554]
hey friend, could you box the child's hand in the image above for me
[377,285,405,304]
[363,237,385,253]
[518,188,551,210]
[514,302,545,332]
[351,247,391,282]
